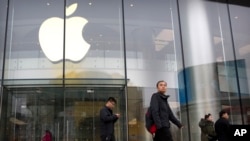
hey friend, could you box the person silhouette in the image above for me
[42,130,52,141]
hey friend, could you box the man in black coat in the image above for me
[100,97,120,141]
[150,80,183,141]
[215,110,230,141]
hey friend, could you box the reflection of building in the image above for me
[0,1,250,141]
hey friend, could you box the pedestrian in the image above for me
[100,97,120,141]
[215,110,230,141]
[199,113,217,141]
[41,130,52,141]
[150,80,183,141]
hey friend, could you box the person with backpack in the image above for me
[149,80,183,141]
[145,107,157,136]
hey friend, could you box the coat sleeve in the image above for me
[100,108,118,122]
[150,94,162,129]
[167,101,183,128]
[206,122,216,136]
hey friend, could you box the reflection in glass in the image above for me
[1,87,125,141]
[65,0,125,80]
[229,2,250,125]
[4,1,65,80]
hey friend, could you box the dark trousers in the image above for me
[154,127,173,141]
[101,134,115,141]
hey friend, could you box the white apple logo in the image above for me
[39,3,90,62]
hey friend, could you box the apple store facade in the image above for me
[0,0,250,141]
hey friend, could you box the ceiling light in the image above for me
[87,89,94,93]
[21,105,27,108]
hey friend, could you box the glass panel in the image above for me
[0,3,8,138]
[178,0,243,140]
[0,88,8,140]
[229,1,250,124]
[0,87,63,141]
[4,0,64,81]
[3,79,63,87]
[64,87,126,141]
[64,78,127,86]
[0,86,126,141]
[124,0,185,141]
[0,0,8,82]
[64,0,125,81]
[3,78,126,87]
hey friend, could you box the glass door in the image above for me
[0,86,126,141]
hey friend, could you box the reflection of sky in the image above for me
[185,1,214,67]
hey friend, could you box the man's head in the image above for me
[106,97,117,109]
[156,80,167,94]
[219,110,229,119]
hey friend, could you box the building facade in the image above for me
[0,0,250,141]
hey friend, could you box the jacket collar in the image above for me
[156,92,170,99]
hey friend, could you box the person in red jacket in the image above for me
[42,130,52,141]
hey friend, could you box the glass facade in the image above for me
[0,0,249,141]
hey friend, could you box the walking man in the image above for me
[215,110,230,141]
[100,97,120,141]
[150,80,183,141]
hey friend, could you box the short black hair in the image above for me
[219,110,228,118]
[156,80,166,88]
[107,97,117,104]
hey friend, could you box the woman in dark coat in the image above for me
[199,113,217,141]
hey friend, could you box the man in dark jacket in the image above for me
[215,110,230,141]
[100,97,120,141]
[150,80,183,141]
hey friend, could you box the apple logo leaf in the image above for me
[66,3,78,16]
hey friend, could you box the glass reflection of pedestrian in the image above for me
[100,97,120,141]
[150,80,183,141]
[215,110,230,141]
[199,113,217,141]
[42,130,52,141]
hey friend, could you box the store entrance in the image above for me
[0,86,126,141]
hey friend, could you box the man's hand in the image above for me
[115,113,120,118]
[152,133,155,138]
